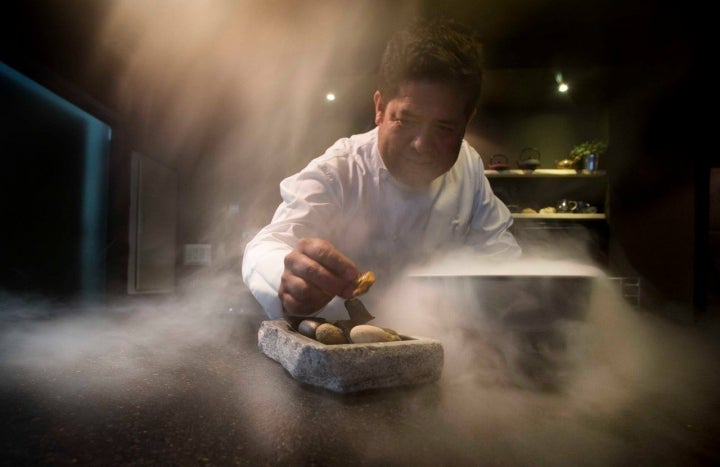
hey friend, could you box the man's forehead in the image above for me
[389,90,467,123]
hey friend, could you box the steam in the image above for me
[370,259,720,463]
[0,273,253,393]
[2,264,719,464]
[93,0,421,229]
[2,2,718,464]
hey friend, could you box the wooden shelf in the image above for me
[486,169,606,178]
[511,213,606,220]
[490,167,611,265]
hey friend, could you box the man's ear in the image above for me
[468,108,477,124]
[460,108,477,134]
[373,91,384,126]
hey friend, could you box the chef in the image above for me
[243,19,520,320]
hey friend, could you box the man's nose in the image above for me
[411,125,434,154]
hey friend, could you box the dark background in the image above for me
[0,0,711,320]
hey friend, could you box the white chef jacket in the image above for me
[242,127,520,319]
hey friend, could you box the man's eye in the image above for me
[436,124,456,132]
[396,120,411,129]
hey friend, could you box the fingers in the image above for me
[279,270,333,316]
[279,238,360,316]
[293,239,358,296]
[296,238,358,284]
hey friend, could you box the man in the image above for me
[243,19,520,320]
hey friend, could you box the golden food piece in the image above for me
[352,271,376,297]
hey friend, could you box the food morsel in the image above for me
[352,271,376,296]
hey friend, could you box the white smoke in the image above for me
[368,257,720,464]
[1,1,718,464]
[93,0,421,228]
[2,262,719,464]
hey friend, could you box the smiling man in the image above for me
[374,81,470,189]
[243,19,520,319]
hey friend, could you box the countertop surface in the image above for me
[1,292,720,466]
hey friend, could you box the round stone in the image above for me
[298,319,324,339]
[315,323,348,345]
[350,325,402,344]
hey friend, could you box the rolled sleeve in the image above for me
[241,161,343,318]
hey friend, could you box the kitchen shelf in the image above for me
[486,169,607,178]
[511,213,606,220]
[487,169,608,217]
[488,166,610,266]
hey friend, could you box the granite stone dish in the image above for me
[258,320,444,393]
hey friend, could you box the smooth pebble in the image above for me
[350,325,401,344]
[298,319,324,339]
[315,323,348,345]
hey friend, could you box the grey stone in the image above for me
[297,319,324,339]
[257,320,444,393]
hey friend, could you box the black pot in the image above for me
[410,274,594,329]
[407,268,600,390]
[518,148,541,170]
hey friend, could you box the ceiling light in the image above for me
[555,72,569,93]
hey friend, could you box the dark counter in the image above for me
[1,300,719,466]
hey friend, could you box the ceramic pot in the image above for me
[488,154,510,171]
[518,148,541,170]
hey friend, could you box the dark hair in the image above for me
[377,19,483,115]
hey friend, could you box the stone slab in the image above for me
[257,320,444,393]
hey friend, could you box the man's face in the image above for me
[374,81,473,189]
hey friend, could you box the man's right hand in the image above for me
[279,238,360,317]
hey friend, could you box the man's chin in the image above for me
[393,174,436,191]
